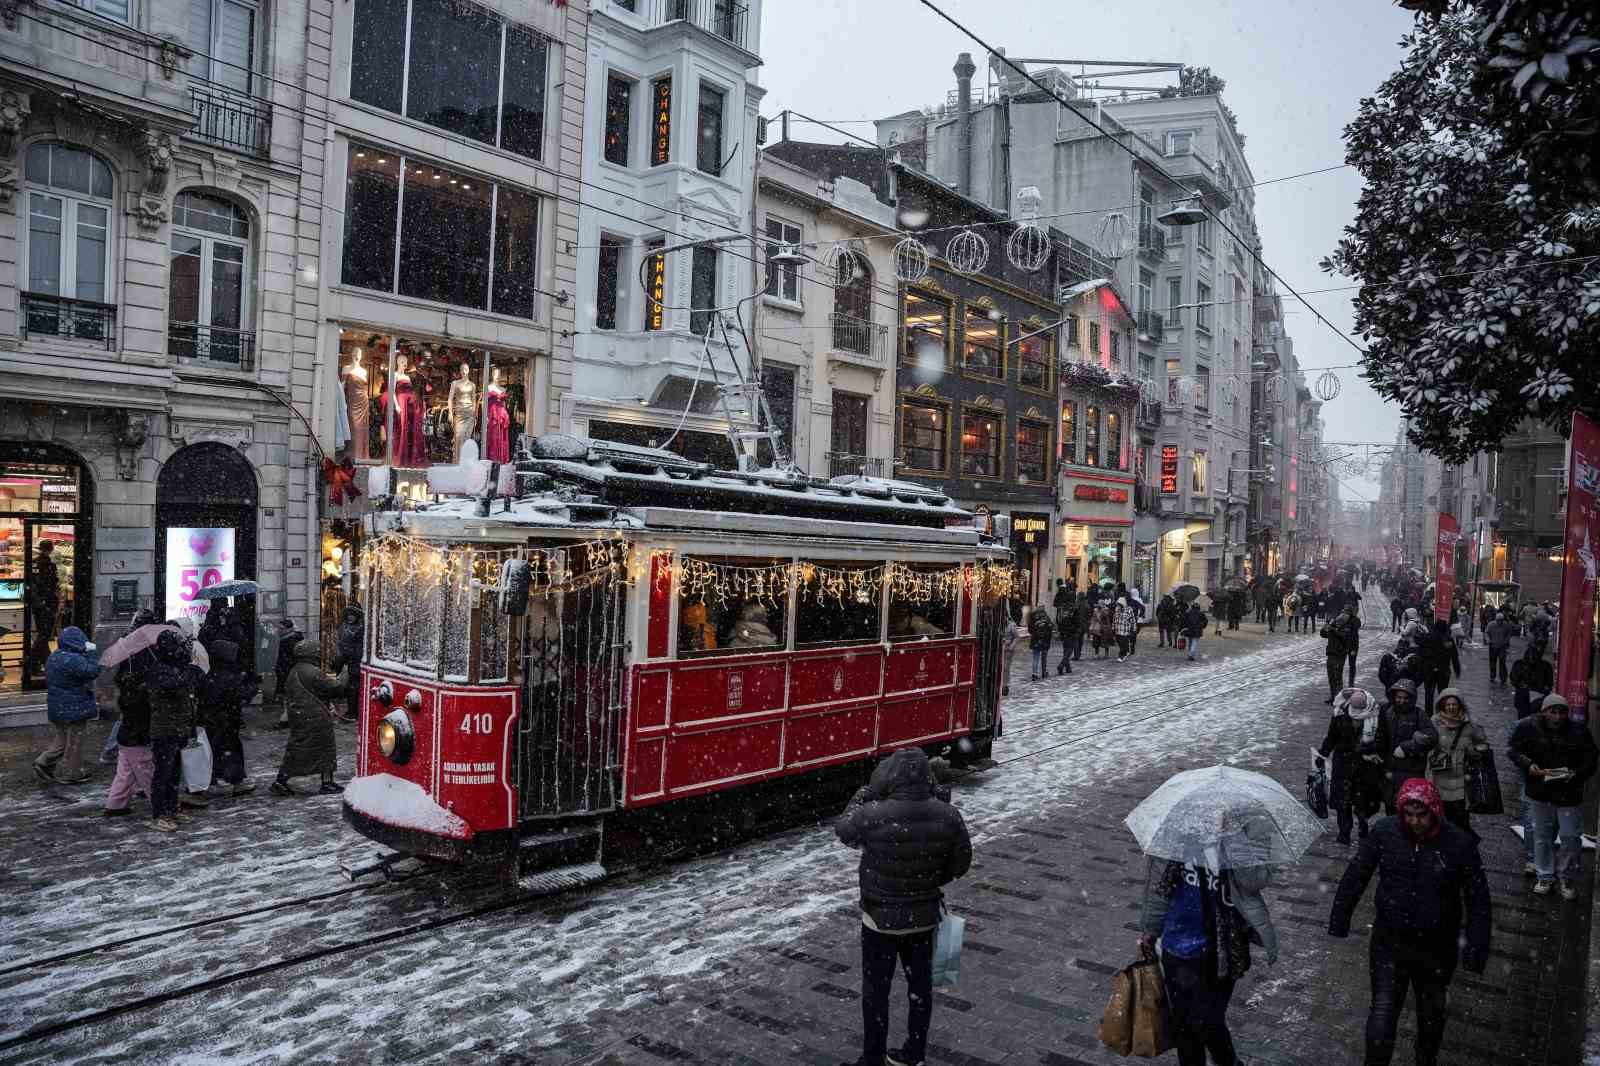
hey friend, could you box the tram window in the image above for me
[377,567,407,662]
[677,555,789,657]
[440,554,471,678]
[403,565,442,668]
[887,564,959,640]
[795,561,883,647]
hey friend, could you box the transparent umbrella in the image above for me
[1125,765,1324,869]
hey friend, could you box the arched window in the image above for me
[830,255,874,355]
[168,191,253,366]
[23,144,115,344]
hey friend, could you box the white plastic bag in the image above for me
[180,726,213,793]
[931,909,966,988]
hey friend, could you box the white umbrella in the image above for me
[1125,765,1324,869]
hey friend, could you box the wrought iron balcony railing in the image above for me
[190,88,272,158]
[825,453,887,479]
[659,0,749,49]
[829,312,888,363]
[1137,223,1166,257]
[22,293,116,350]
[168,323,258,370]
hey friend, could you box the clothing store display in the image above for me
[449,374,477,462]
[485,383,511,463]
[344,362,369,460]
[393,373,427,467]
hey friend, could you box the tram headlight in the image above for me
[377,709,415,765]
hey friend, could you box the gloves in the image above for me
[83,642,97,653]
[1394,746,1407,759]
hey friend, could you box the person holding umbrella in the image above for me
[1328,778,1492,1066]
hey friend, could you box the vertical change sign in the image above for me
[166,527,235,620]
[1557,411,1600,722]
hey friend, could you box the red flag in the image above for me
[1557,412,1600,722]
[1434,514,1457,623]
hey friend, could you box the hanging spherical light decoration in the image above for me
[1315,370,1342,402]
[823,240,871,285]
[945,227,990,276]
[1006,222,1052,273]
[892,236,931,283]
[1095,211,1134,262]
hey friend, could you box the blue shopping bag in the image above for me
[931,908,966,988]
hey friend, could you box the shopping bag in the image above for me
[931,909,965,988]
[1129,959,1174,1057]
[1305,769,1330,819]
[180,726,214,793]
[1465,749,1504,815]
[1098,963,1135,1056]
[1176,636,1188,650]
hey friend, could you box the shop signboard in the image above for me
[1073,484,1130,504]
[165,526,236,621]
[1012,514,1048,545]
[1557,411,1600,721]
[1160,446,1179,494]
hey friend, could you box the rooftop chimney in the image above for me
[954,51,976,196]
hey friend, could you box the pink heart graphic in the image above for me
[188,531,215,557]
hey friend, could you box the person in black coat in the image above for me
[1415,619,1461,714]
[1389,596,1405,633]
[1509,694,1599,897]
[1377,679,1438,814]
[1320,604,1362,703]
[330,604,366,722]
[1182,602,1208,662]
[1318,687,1386,844]
[1156,595,1178,647]
[197,639,261,794]
[1328,778,1491,1066]
[1052,591,1076,677]
[1027,606,1053,681]
[272,619,303,728]
[1509,644,1555,720]
[836,748,972,1066]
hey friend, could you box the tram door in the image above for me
[515,559,627,818]
[973,598,1006,734]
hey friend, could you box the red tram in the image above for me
[342,437,1012,883]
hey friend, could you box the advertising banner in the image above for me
[1434,514,1458,623]
[1557,412,1600,721]
[165,526,236,621]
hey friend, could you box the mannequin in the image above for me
[393,353,427,467]
[344,349,370,461]
[485,367,511,463]
[448,362,478,462]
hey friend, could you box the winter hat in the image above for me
[57,626,88,653]
[1337,686,1376,719]
[1395,778,1445,840]
[1404,607,1419,623]
[1386,678,1419,703]
[1540,693,1571,715]
[1435,687,1467,720]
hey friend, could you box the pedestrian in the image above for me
[1264,588,1280,633]
[1226,589,1243,631]
[1091,601,1113,659]
[331,604,366,722]
[1136,821,1278,1066]
[1509,694,1599,900]
[26,539,61,674]
[32,625,101,785]
[1318,687,1385,844]
[1112,597,1137,662]
[1427,689,1490,833]
[1071,591,1090,662]
[1182,600,1208,662]
[1328,778,1492,1066]
[1027,605,1053,681]
[1528,605,1552,653]
[271,618,303,729]
[1416,619,1460,714]
[197,639,260,796]
[1000,601,1021,697]
[1509,643,1555,721]
[270,641,348,796]
[1283,590,1299,634]
[146,630,201,832]
[1320,604,1362,703]
[1378,678,1438,814]
[1053,591,1076,677]
[836,747,972,1066]
[1485,610,1512,684]
[1156,594,1177,648]
[1389,595,1404,633]
[1052,577,1072,615]
[98,609,155,768]
[1128,589,1145,653]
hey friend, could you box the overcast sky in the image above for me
[758,0,1419,503]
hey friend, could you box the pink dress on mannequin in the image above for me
[485,384,511,462]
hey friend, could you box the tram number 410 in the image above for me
[459,713,495,735]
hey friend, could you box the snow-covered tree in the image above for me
[1325,2,1599,462]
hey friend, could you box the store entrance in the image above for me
[156,443,258,633]
[0,445,93,693]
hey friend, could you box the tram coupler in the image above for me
[340,851,421,882]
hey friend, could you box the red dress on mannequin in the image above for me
[393,374,427,466]
[485,384,511,462]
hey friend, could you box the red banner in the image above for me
[1434,514,1458,623]
[1557,411,1600,721]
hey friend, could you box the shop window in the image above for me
[1061,400,1076,464]
[764,216,801,302]
[888,564,957,640]
[168,191,252,366]
[900,400,948,473]
[1089,321,1101,357]
[1017,420,1049,484]
[596,236,623,330]
[1018,333,1052,390]
[963,305,1003,380]
[961,410,1001,479]
[796,561,883,647]
[902,289,950,366]
[349,0,548,160]
[689,246,718,336]
[1165,358,1182,405]
[676,556,789,657]
[1109,331,1121,369]
[650,77,673,166]
[342,144,539,320]
[696,82,726,175]
[1084,405,1101,467]
[1106,411,1121,470]
[644,238,666,330]
[604,74,634,166]
[1192,450,1208,493]
[23,144,114,327]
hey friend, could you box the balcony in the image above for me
[22,293,117,351]
[828,313,889,365]
[189,88,272,159]
[653,0,751,51]
[1135,484,1159,514]
[1137,223,1166,258]
[825,453,887,479]
[1137,395,1163,428]
[168,324,258,371]
[1162,149,1232,207]
[1136,310,1164,340]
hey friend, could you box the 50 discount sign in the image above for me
[165,526,236,619]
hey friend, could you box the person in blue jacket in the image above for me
[33,625,101,784]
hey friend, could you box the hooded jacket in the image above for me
[1139,855,1278,980]
[728,604,778,648]
[1379,679,1438,782]
[1182,604,1208,638]
[835,748,973,930]
[147,631,201,740]
[1028,608,1054,650]
[331,605,365,675]
[1328,779,1492,972]
[1509,695,1599,806]
[196,639,260,726]
[45,626,100,724]
[1427,689,1490,803]
[1509,650,1555,699]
